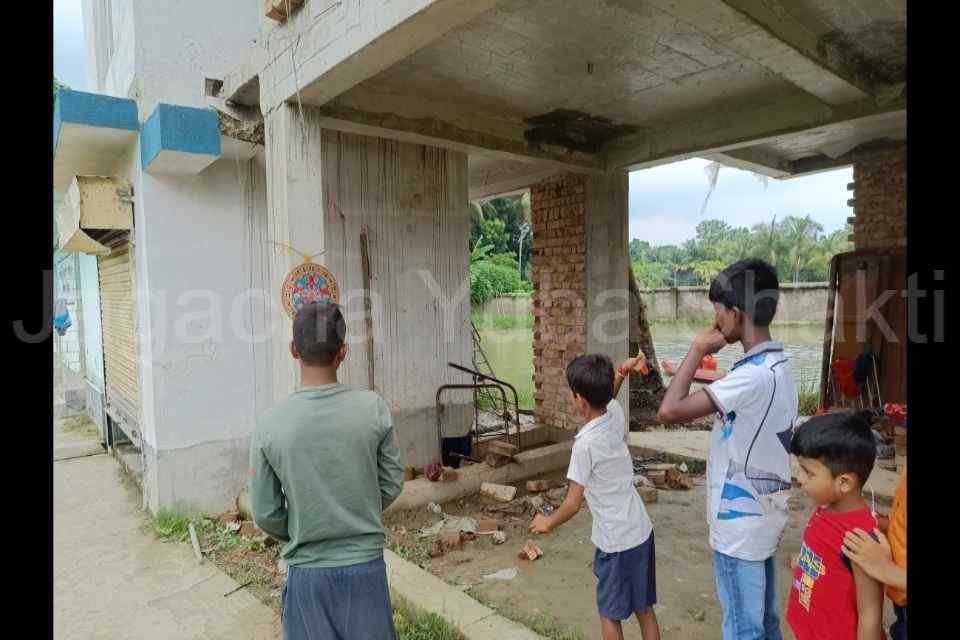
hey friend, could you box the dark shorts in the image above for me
[282,556,397,640]
[593,532,657,620]
[890,604,907,640]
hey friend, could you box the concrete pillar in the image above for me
[849,147,906,251]
[264,105,473,470]
[531,172,630,431]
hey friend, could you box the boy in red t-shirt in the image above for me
[786,410,885,640]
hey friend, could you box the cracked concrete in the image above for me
[54,420,280,639]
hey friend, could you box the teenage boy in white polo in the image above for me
[657,259,798,640]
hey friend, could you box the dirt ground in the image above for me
[385,468,896,640]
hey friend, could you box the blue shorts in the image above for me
[593,532,657,620]
[282,556,397,640]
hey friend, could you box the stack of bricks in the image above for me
[530,174,587,430]
[848,149,906,250]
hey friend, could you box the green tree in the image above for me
[629,215,847,287]
[782,215,824,283]
[469,193,533,281]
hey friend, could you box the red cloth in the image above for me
[832,358,861,397]
[787,506,885,640]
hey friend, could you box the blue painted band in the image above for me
[53,89,139,152]
[140,103,221,169]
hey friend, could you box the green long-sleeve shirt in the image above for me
[248,384,405,568]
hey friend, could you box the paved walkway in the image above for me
[54,420,280,639]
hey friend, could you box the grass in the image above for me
[387,538,433,568]
[145,510,468,636]
[797,378,821,416]
[393,593,466,640]
[471,312,534,331]
[148,510,193,542]
[59,415,100,438]
[465,587,585,640]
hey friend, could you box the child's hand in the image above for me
[842,528,893,576]
[693,326,727,355]
[529,513,552,534]
[787,553,800,570]
[620,352,648,375]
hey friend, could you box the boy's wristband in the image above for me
[617,365,628,377]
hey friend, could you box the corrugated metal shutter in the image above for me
[98,242,140,427]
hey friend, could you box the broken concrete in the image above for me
[385,441,574,514]
[480,482,518,503]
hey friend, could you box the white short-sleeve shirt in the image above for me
[702,341,797,561]
[567,399,653,553]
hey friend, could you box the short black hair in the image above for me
[790,410,877,486]
[292,301,346,366]
[708,259,780,326]
[565,354,615,410]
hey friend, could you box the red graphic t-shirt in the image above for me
[787,506,886,640]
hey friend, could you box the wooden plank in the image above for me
[360,225,376,391]
[819,253,839,408]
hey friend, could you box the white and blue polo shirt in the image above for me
[703,341,798,561]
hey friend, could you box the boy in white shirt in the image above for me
[531,353,660,640]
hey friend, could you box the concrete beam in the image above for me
[704,147,792,179]
[646,0,873,105]
[310,103,604,173]
[255,0,503,114]
[604,93,905,172]
[470,166,561,200]
[718,0,884,103]
[785,139,906,179]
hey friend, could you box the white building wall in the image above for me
[133,0,260,114]
[74,0,269,512]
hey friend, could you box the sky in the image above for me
[53,1,853,246]
[54,0,86,90]
[629,159,852,246]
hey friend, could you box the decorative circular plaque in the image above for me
[281,261,340,319]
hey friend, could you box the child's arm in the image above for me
[612,352,647,398]
[657,327,727,424]
[852,562,885,640]
[529,481,585,534]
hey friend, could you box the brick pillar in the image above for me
[848,147,906,250]
[531,175,587,430]
[530,172,629,431]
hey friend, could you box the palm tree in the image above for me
[783,215,824,283]
[812,227,853,278]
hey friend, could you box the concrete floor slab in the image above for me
[628,429,900,501]
[54,434,280,639]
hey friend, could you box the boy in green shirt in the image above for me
[248,301,405,639]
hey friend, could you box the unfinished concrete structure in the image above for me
[54,0,906,513]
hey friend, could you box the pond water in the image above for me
[650,322,825,387]
[476,322,824,410]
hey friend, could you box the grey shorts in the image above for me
[282,556,396,640]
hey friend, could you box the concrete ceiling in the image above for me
[224,0,906,194]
